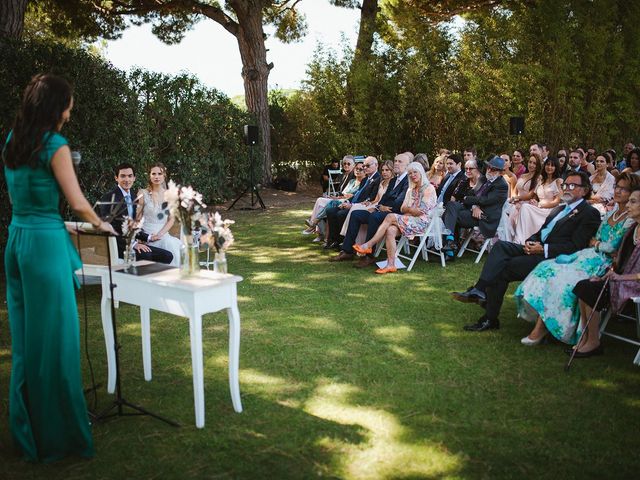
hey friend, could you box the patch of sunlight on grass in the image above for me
[253,271,279,282]
[306,381,462,479]
[345,292,367,299]
[248,253,275,264]
[584,378,617,391]
[432,322,466,338]
[374,325,415,342]
[207,363,305,396]
[119,323,142,336]
[624,398,640,408]
[306,317,341,329]
[388,345,414,358]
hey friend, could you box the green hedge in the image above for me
[0,38,254,257]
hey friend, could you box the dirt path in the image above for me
[216,184,321,210]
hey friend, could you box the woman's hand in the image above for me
[97,221,117,235]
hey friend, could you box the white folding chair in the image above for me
[599,297,640,366]
[457,227,492,263]
[327,169,342,196]
[374,203,446,270]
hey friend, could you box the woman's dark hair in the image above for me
[626,147,640,170]
[617,172,640,191]
[2,73,73,169]
[527,153,543,191]
[541,156,561,183]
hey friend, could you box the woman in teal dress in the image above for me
[3,74,115,462]
[515,173,640,346]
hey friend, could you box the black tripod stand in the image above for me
[228,143,266,210]
[84,231,179,427]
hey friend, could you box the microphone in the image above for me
[71,151,81,166]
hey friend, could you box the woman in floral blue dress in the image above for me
[353,162,437,274]
[515,173,639,345]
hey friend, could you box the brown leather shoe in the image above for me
[353,255,378,268]
[329,251,354,262]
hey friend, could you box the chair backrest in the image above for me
[65,221,121,266]
[327,169,342,196]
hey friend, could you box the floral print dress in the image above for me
[395,184,437,239]
[514,207,634,344]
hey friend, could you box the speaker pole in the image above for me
[228,125,266,211]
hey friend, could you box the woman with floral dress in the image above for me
[353,162,437,274]
[515,173,640,345]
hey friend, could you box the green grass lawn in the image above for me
[1,204,640,479]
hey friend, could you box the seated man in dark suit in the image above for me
[324,157,381,249]
[442,156,509,257]
[330,153,410,265]
[100,162,173,264]
[436,153,464,206]
[452,171,601,331]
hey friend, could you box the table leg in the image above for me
[141,307,152,381]
[189,314,205,428]
[227,305,243,413]
[101,280,116,394]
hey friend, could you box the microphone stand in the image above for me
[81,230,179,427]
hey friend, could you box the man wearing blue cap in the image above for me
[441,155,509,257]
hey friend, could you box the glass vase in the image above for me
[213,251,227,274]
[180,235,201,277]
[123,243,136,272]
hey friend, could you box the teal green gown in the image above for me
[4,131,94,462]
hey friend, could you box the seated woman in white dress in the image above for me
[136,162,182,266]
[589,153,616,215]
[511,157,563,244]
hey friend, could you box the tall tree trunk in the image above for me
[345,0,379,120]
[231,0,273,185]
[0,0,27,39]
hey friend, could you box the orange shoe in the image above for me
[354,244,373,255]
[375,266,397,274]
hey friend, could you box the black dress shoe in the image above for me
[463,316,499,332]
[323,241,339,250]
[451,287,486,304]
[564,344,604,358]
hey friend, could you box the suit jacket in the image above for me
[528,199,601,258]
[353,172,381,203]
[437,169,464,204]
[462,176,509,237]
[379,174,409,213]
[100,186,147,254]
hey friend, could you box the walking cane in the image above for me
[565,273,611,371]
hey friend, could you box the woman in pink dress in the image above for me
[512,157,563,244]
[353,162,437,274]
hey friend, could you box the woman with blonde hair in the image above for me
[427,154,446,188]
[353,162,437,273]
[136,162,182,266]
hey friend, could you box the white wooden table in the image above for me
[93,262,243,428]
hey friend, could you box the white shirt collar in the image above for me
[118,185,131,197]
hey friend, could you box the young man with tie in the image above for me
[100,163,173,264]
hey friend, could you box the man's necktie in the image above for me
[540,204,572,241]
[124,193,133,218]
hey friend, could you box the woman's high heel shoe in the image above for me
[375,266,397,274]
[520,334,547,346]
[354,244,372,255]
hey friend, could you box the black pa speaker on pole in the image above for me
[509,117,525,135]
[244,125,259,146]
[229,125,265,210]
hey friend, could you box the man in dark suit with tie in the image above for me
[436,153,464,206]
[330,153,410,264]
[442,156,509,256]
[99,163,173,264]
[324,157,381,249]
[452,171,601,331]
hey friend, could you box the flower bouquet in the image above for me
[161,180,208,276]
[121,216,145,269]
[201,212,235,274]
